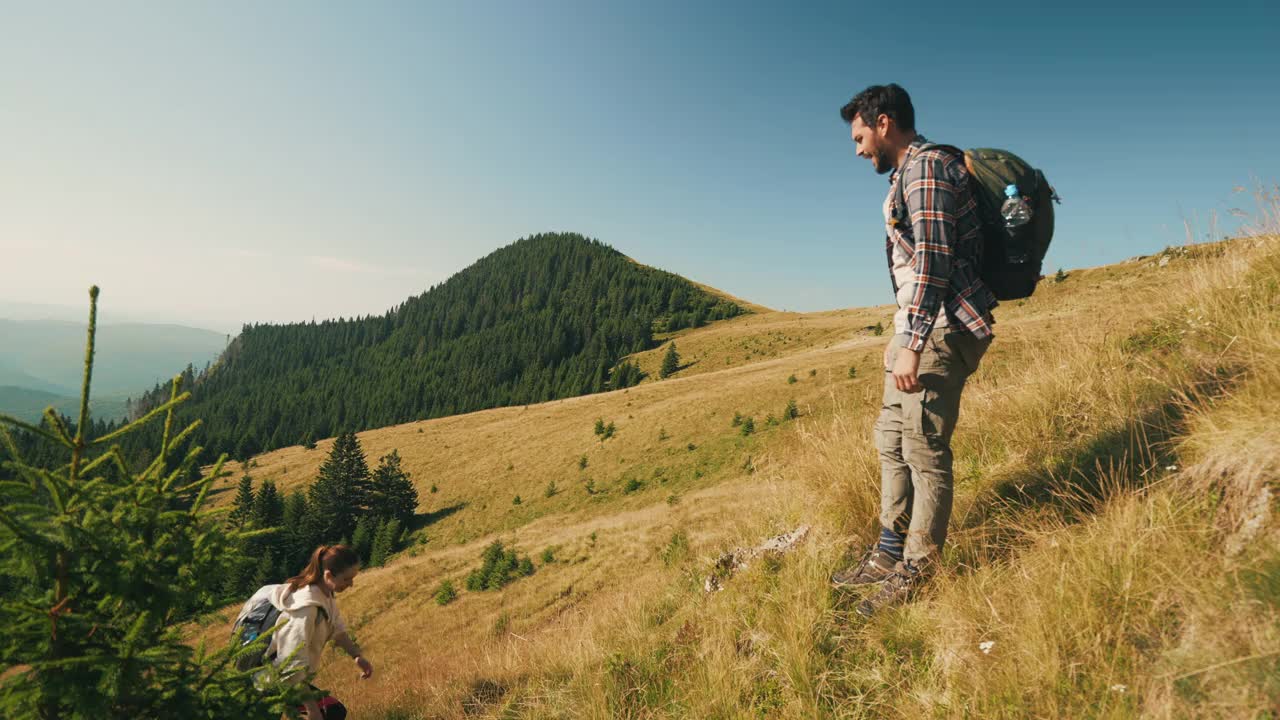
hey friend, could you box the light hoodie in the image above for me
[237,583,357,683]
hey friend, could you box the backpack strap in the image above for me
[892,142,966,231]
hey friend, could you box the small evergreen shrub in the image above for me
[434,580,457,606]
[465,541,535,592]
[784,399,799,420]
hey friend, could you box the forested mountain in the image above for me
[130,233,746,460]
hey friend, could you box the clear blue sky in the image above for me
[3,1,1276,332]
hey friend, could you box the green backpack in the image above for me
[895,145,1060,300]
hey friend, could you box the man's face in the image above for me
[850,114,893,175]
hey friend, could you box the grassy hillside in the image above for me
[194,230,1279,718]
[136,232,748,462]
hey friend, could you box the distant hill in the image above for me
[0,385,128,424]
[0,319,227,422]
[129,232,750,460]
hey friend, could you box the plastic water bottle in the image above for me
[1000,183,1033,228]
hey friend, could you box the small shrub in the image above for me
[624,478,643,494]
[731,412,743,427]
[766,414,779,427]
[578,454,588,470]
[512,495,522,506]
[687,443,697,452]
[589,531,598,547]
[873,321,885,336]
[808,368,817,377]
[666,493,680,505]
[1055,267,1068,283]
[492,612,510,638]
[658,427,669,441]
[599,421,617,441]
[784,399,799,420]
[848,366,858,379]
[466,540,534,592]
[541,547,556,564]
[741,417,755,436]
[430,484,438,494]
[787,374,798,384]
[585,478,596,495]
[659,531,690,567]
[545,481,558,498]
[434,580,457,606]
[594,418,606,436]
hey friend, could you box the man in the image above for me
[830,84,997,617]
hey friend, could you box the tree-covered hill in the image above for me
[132,232,747,460]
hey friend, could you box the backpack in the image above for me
[231,584,331,672]
[230,588,283,672]
[894,144,1060,300]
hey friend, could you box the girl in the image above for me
[264,544,374,719]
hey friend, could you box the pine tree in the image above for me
[368,450,418,528]
[280,490,311,572]
[250,549,276,590]
[660,342,680,378]
[351,515,375,564]
[369,518,402,567]
[0,287,306,717]
[306,431,370,544]
[227,473,256,529]
[252,478,284,529]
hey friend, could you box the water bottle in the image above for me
[1000,183,1033,228]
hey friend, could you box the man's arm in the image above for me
[901,151,959,352]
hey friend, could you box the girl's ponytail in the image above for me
[286,544,357,590]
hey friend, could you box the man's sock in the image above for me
[877,527,905,562]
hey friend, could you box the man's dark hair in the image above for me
[840,83,915,131]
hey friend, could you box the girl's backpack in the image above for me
[230,587,283,671]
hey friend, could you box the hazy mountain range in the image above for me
[0,318,228,423]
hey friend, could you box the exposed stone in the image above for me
[704,525,810,592]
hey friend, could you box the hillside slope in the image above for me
[136,232,747,462]
[195,232,1279,718]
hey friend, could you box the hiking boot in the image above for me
[855,561,924,617]
[831,546,899,589]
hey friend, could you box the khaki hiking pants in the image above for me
[876,327,991,565]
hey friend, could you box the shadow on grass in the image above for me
[951,362,1244,571]
[410,502,467,532]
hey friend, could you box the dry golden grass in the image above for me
[196,220,1279,718]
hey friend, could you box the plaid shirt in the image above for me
[886,136,997,352]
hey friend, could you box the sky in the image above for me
[2,1,1277,333]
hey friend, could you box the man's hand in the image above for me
[355,654,374,679]
[891,346,923,393]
